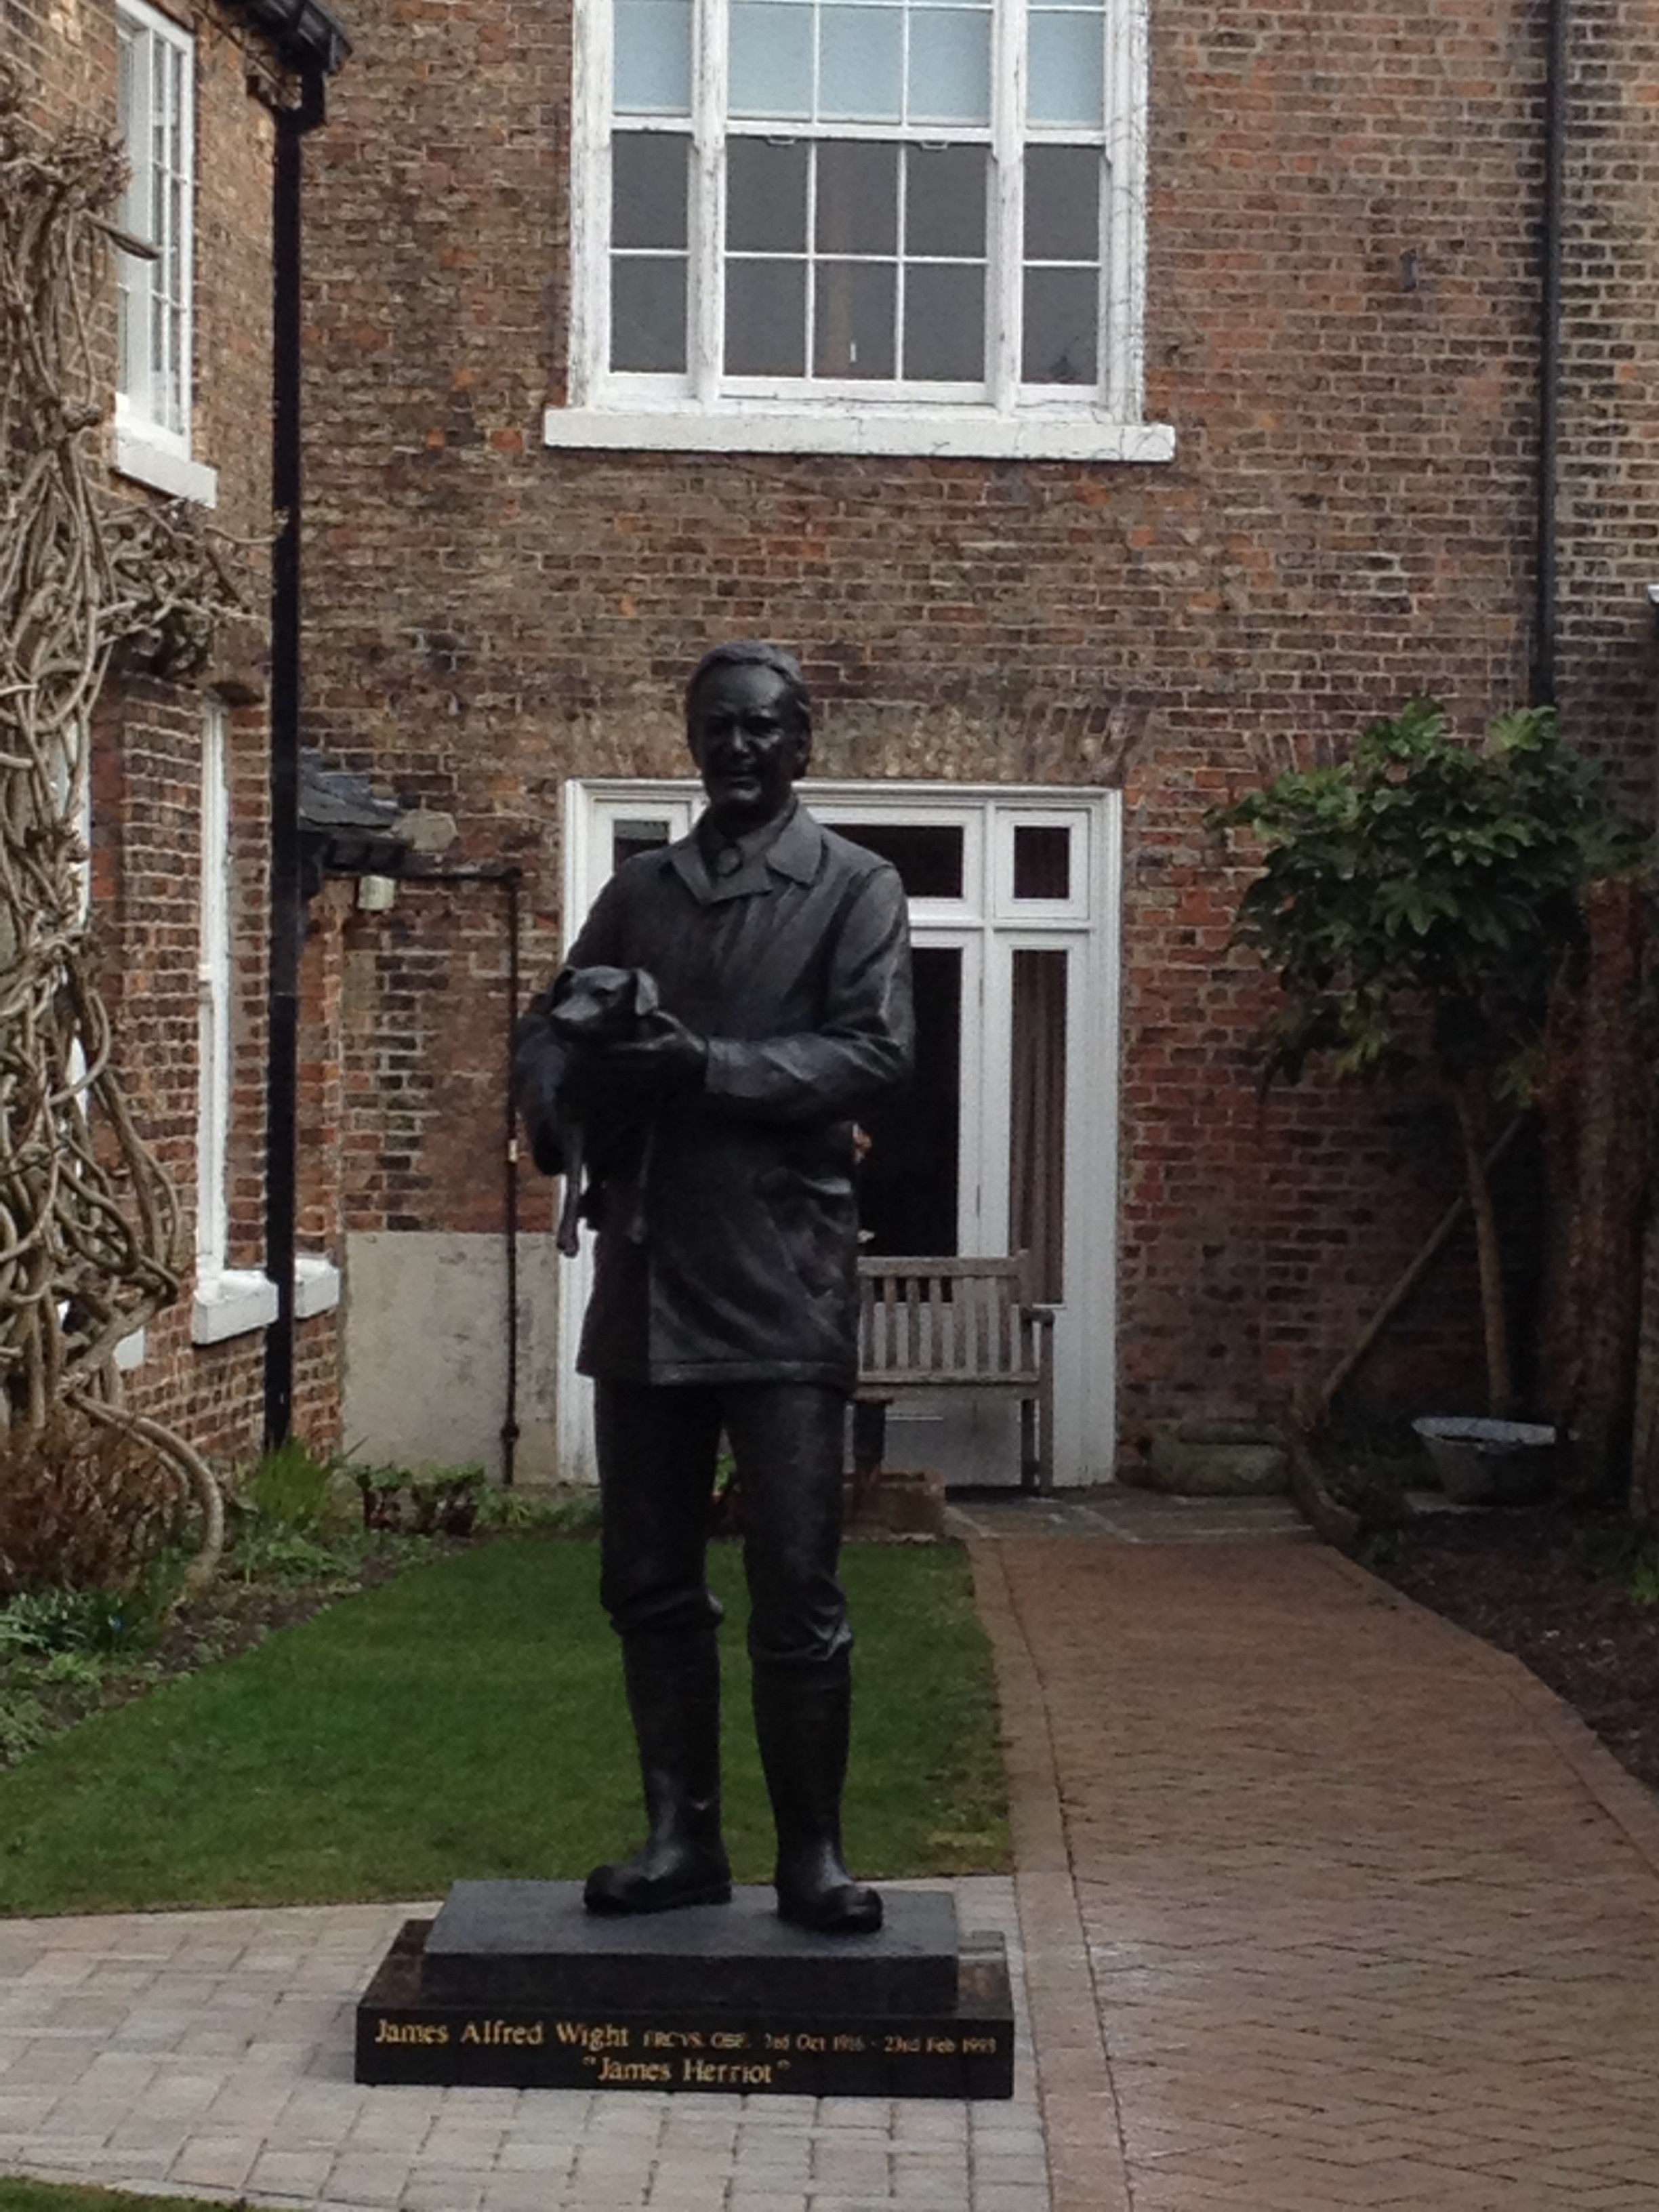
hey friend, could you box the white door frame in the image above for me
[555,778,1123,1487]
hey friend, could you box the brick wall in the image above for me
[1553,0,1659,795]
[12,0,346,1469]
[301,0,1654,1462]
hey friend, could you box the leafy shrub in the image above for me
[0,1413,183,1599]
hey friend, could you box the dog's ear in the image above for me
[630,968,661,1019]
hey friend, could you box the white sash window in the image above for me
[114,0,217,504]
[551,0,1172,459]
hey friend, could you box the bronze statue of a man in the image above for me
[518,643,914,1933]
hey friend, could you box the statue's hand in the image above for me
[566,1011,708,1106]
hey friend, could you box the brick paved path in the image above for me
[975,1535,1659,2212]
[0,1879,1042,2211]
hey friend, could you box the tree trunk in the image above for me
[1538,879,1653,1502]
[1450,1078,1514,1420]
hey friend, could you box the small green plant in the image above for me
[0,1687,50,1763]
[473,1484,601,1534]
[1213,701,1649,1416]
[237,1437,354,1536]
[1631,1556,1659,1608]
[354,1462,485,1536]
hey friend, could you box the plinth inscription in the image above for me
[356,1889,1015,2100]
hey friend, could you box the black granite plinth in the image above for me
[422,1879,958,2014]
[356,1884,1014,2100]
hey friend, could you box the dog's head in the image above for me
[546,964,660,1042]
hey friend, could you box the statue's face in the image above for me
[687,662,811,835]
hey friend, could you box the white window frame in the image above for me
[549,0,1172,461]
[192,701,276,1343]
[113,0,218,507]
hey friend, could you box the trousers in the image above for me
[594,1379,851,1671]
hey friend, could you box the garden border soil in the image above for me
[1354,1506,1659,1850]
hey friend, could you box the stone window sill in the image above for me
[295,1254,342,1319]
[112,425,219,507]
[192,1269,278,1345]
[542,405,1176,465]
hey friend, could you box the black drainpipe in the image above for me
[264,70,329,1448]
[1532,0,1569,710]
[398,865,525,1488]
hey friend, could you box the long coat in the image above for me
[536,805,914,1389]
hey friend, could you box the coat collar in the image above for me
[667,802,825,904]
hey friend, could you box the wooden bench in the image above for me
[853,1254,1057,1496]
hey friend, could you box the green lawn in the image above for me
[0,2188,224,2212]
[0,1538,1006,1917]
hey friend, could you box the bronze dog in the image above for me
[513,964,661,1256]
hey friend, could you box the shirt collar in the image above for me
[668,800,823,903]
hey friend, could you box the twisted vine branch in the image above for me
[1,76,245,1582]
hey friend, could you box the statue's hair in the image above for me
[685,640,812,735]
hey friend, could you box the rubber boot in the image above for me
[584,1631,732,1914]
[752,1660,882,1935]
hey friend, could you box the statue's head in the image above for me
[685,642,813,836]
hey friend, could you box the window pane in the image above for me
[816,141,899,254]
[814,260,895,377]
[1013,825,1071,900]
[613,819,674,871]
[1010,949,1067,1301]
[904,262,984,380]
[830,822,964,897]
[614,0,693,114]
[907,8,991,125]
[613,134,688,249]
[611,256,688,370]
[1024,144,1099,262]
[907,144,986,258]
[1023,266,1097,383]
[819,5,902,121]
[1029,11,1104,127]
[728,140,808,250]
[730,1,813,117]
[726,258,807,373]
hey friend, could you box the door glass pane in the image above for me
[611,258,688,371]
[907,7,991,123]
[613,134,689,248]
[830,822,964,897]
[904,263,983,380]
[728,140,809,251]
[726,258,808,373]
[612,819,675,872]
[1023,266,1098,384]
[907,144,987,258]
[858,945,961,1257]
[614,0,693,114]
[1010,949,1067,1300]
[814,261,897,377]
[1028,10,1104,127]
[1013,825,1071,900]
[820,5,903,119]
[730,1,814,117]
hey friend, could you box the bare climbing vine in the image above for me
[0,75,245,1582]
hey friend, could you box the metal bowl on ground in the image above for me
[1412,1416,1558,1507]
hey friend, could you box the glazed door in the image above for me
[557,781,1121,1486]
